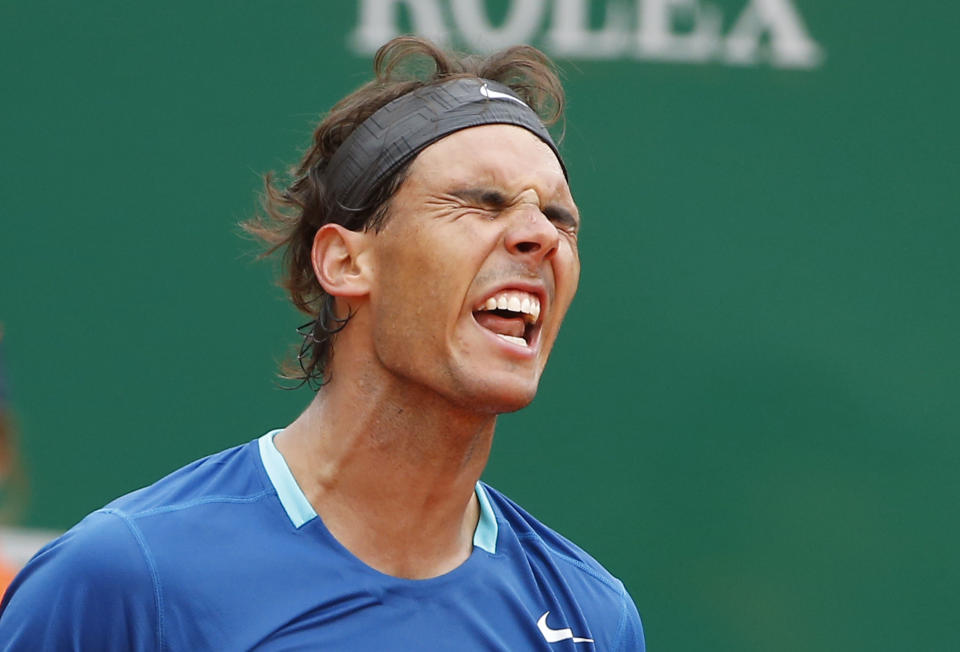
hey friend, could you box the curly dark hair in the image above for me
[242,36,566,389]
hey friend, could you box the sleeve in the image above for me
[0,510,160,651]
[615,583,645,652]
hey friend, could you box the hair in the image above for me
[242,36,565,389]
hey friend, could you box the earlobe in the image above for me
[311,224,372,298]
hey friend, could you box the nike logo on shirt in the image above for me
[537,611,594,644]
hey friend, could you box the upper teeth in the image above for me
[476,291,541,323]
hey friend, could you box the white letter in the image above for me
[350,0,450,53]
[450,0,547,51]
[546,0,632,58]
[636,0,722,62]
[724,0,823,68]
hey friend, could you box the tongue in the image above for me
[474,312,526,338]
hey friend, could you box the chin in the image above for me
[451,375,541,415]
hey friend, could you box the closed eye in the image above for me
[449,187,579,232]
[451,188,509,211]
[543,205,579,232]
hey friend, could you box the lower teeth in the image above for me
[496,334,527,347]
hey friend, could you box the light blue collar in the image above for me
[257,430,498,554]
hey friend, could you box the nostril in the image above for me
[515,242,540,254]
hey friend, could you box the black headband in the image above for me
[324,77,565,212]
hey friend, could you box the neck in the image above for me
[276,365,496,580]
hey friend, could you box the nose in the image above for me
[504,204,559,263]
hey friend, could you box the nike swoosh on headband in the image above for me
[480,82,530,107]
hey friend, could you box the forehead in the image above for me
[407,124,573,201]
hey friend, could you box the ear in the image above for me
[311,224,372,298]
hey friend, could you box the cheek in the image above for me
[373,242,469,330]
[556,248,581,302]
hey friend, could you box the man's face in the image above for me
[364,124,580,414]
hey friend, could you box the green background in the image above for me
[2,1,957,650]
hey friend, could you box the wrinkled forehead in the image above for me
[408,124,572,200]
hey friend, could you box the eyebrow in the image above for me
[450,187,579,228]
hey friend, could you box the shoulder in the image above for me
[105,439,268,517]
[481,482,646,651]
[0,510,160,650]
[0,439,272,650]
[482,482,622,590]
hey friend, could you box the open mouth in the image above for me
[472,290,541,348]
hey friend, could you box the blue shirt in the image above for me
[0,432,644,650]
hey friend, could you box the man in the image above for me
[0,37,644,650]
